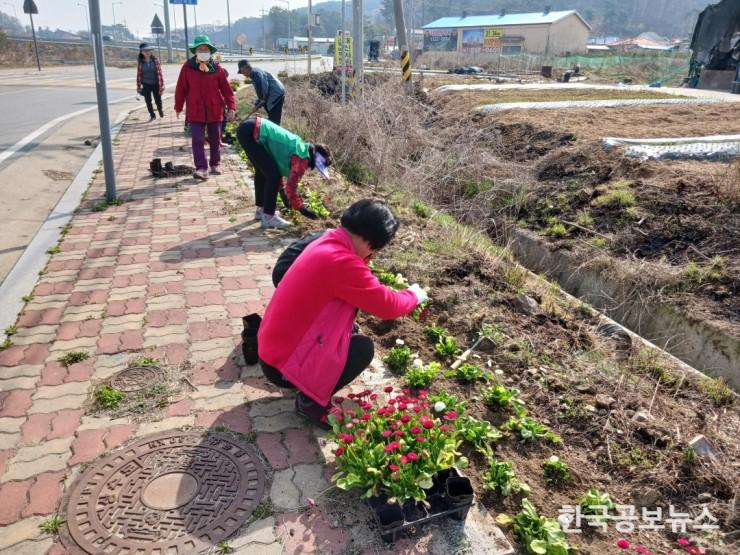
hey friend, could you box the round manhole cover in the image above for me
[109,366,165,393]
[64,432,266,554]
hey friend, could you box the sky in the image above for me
[1,0,312,38]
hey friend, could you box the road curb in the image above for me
[0,106,138,341]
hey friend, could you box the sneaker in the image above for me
[254,207,264,220]
[193,170,209,181]
[294,393,331,430]
[261,213,291,229]
[210,165,222,175]
[148,114,156,122]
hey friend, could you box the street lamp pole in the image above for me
[77,3,90,36]
[277,0,290,52]
[111,1,122,39]
[88,0,117,201]
[226,0,232,56]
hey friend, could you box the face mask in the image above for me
[196,52,211,62]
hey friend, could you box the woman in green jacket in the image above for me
[236,116,331,229]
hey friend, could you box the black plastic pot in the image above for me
[240,313,262,365]
[367,468,474,542]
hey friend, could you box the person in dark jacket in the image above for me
[174,35,236,181]
[236,116,330,229]
[136,43,165,121]
[238,60,286,124]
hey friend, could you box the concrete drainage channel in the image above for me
[603,134,740,161]
[509,228,740,392]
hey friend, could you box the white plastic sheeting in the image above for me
[476,98,724,112]
[603,134,740,161]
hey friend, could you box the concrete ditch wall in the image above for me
[510,229,740,390]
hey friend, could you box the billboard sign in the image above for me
[484,28,503,49]
[423,29,457,52]
[334,32,353,72]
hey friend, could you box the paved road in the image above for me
[0,58,330,285]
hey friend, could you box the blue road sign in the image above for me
[169,0,198,4]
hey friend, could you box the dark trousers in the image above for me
[141,83,162,118]
[267,96,284,125]
[260,335,375,397]
[237,119,280,216]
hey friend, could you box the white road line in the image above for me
[0,88,33,97]
[0,94,136,168]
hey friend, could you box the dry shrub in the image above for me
[712,159,740,205]
[284,76,529,241]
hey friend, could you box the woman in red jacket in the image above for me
[258,200,428,427]
[174,35,236,181]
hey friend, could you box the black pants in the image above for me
[236,119,280,216]
[260,335,375,396]
[141,83,162,118]
[267,96,284,125]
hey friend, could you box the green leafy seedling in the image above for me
[435,335,460,358]
[543,456,571,484]
[39,515,66,535]
[579,488,615,520]
[501,416,561,444]
[404,361,440,388]
[482,383,527,417]
[428,390,467,414]
[485,457,531,496]
[424,325,448,343]
[496,498,572,555]
[94,385,125,410]
[457,416,502,457]
[448,363,492,383]
[383,344,413,374]
[59,351,89,367]
[4,325,17,336]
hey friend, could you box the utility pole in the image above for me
[163,0,172,63]
[260,8,267,51]
[193,5,197,34]
[352,0,363,97]
[341,0,346,103]
[88,0,117,201]
[392,0,412,94]
[226,0,232,56]
[307,0,312,76]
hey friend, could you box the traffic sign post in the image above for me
[169,0,197,54]
[23,0,40,72]
[151,14,165,60]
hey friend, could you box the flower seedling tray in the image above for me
[367,468,474,543]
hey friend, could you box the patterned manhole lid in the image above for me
[109,366,166,393]
[64,432,266,554]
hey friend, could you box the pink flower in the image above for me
[334,447,345,456]
[398,403,408,411]
[346,409,356,417]
[378,407,387,416]
[685,548,705,555]
[389,464,399,471]
[616,539,631,549]
[352,418,360,424]
[401,414,412,423]
[333,396,344,404]
[444,411,458,421]
[393,430,404,437]
[386,406,396,415]
[413,406,422,413]
[347,393,356,400]
[381,430,392,437]
[384,386,393,393]
[422,419,435,429]
[439,425,450,432]
[345,423,353,429]
[403,388,411,395]
[340,434,353,444]
[370,393,378,400]
[384,441,401,452]
[361,413,371,421]
[407,452,418,461]
[388,398,396,405]
[416,436,426,443]
[411,426,422,435]
[676,539,690,547]
[400,455,409,465]
[632,547,651,555]
[418,390,429,399]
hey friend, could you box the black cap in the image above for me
[238,59,249,70]
[139,42,154,51]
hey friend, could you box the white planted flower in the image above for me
[434,401,446,412]
[395,338,405,346]
[412,358,423,368]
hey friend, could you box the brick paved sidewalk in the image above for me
[0,101,512,555]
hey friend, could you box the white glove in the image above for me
[408,283,428,305]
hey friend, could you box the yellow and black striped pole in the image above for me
[401,48,412,94]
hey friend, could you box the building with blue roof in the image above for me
[422,9,591,56]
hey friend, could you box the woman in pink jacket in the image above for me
[258,200,428,426]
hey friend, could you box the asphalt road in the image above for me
[0,58,329,285]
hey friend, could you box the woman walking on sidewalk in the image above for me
[136,43,165,122]
[174,35,236,181]
[236,116,331,229]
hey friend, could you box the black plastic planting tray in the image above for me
[367,468,474,542]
